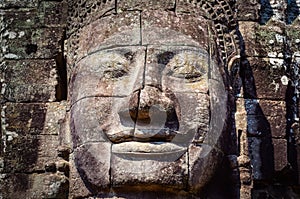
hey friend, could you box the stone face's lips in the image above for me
[105,129,134,143]
[112,141,187,161]
[112,141,185,153]
[106,128,177,143]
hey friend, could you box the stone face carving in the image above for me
[67,1,236,197]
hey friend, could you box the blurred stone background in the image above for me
[1,0,300,198]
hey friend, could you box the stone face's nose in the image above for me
[125,86,179,141]
[130,86,165,123]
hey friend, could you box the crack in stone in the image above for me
[186,143,190,191]
[139,10,142,45]
[109,141,113,189]
[132,47,148,137]
[3,170,47,175]
[70,95,128,109]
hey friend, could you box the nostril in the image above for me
[118,109,135,128]
[121,86,180,142]
[131,107,152,125]
[136,105,167,127]
[137,110,150,120]
[129,107,137,120]
[165,109,179,130]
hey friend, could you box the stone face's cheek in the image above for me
[171,92,210,145]
[205,79,229,149]
[73,142,111,191]
[70,96,134,148]
[71,98,111,148]
[188,144,223,192]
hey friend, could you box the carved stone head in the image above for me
[67,0,238,197]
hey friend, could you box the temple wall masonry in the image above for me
[236,0,300,198]
[1,0,300,198]
[0,0,69,198]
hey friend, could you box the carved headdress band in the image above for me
[66,0,240,71]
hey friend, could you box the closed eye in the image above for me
[168,67,205,82]
[166,53,207,82]
[102,61,129,79]
[103,68,128,79]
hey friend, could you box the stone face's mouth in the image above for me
[107,104,180,143]
[106,128,178,143]
[111,141,187,161]
[112,141,185,153]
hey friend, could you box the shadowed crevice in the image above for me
[286,0,300,24]
[260,0,274,25]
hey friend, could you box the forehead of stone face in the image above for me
[141,10,209,48]
[72,10,210,63]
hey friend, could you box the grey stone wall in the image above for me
[0,0,69,198]
[237,0,300,198]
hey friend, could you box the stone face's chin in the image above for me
[73,140,223,193]
[110,147,189,191]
